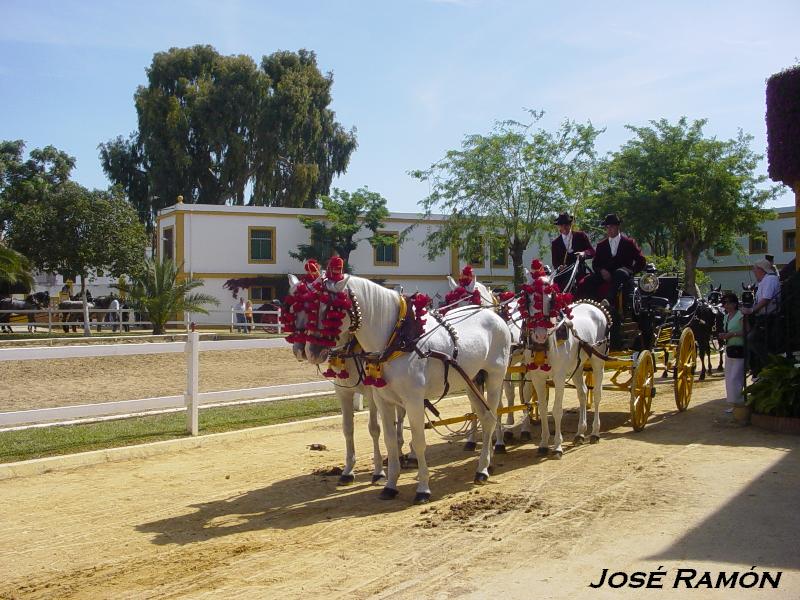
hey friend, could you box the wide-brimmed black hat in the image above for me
[601,213,622,226]
[554,213,573,225]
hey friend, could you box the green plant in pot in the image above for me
[745,355,800,417]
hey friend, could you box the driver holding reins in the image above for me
[550,212,594,293]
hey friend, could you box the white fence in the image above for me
[0,334,333,434]
[0,308,283,333]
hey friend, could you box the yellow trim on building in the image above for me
[698,265,751,272]
[248,226,277,264]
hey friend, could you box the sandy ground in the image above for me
[0,347,322,411]
[1,372,798,599]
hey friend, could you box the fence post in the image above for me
[185,325,200,436]
[47,307,52,334]
[277,307,282,334]
[230,308,234,333]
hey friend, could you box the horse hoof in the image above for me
[503,430,514,443]
[463,441,477,452]
[520,431,532,442]
[379,487,399,500]
[573,435,585,446]
[537,447,549,456]
[337,474,355,486]
[474,472,489,484]
[401,455,418,469]
[413,492,432,505]
[487,465,495,475]
[553,450,563,459]
[371,473,386,485]
[589,435,600,444]
[494,444,507,454]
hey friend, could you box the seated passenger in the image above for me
[550,212,594,293]
[585,213,646,307]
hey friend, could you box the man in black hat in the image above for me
[550,212,594,293]
[587,213,646,305]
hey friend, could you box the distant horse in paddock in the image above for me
[0,292,50,333]
[58,298,94,333]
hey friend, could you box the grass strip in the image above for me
[0,395,340,463]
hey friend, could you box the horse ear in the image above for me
[327,274,350,293]
[287,273,300,292]
[447,275,457,290]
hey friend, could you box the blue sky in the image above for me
[1,0,798,212]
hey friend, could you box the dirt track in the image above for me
[1,373,799,599]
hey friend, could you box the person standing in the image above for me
[245,300,254,334]
[109,294,121,333]
[718,292,745,412]
[234,297,247,333]
[740,258,781,377]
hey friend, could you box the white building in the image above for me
[696,205,797,291]
[155,201,552,325]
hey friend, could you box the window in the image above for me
[783,230,796,253]
[491,239,508,268]
[749,231,768,254]
[468,237,485,268]
[714,247,731,257]
[248,227,276,263]
[249,286,275,302]
[374,232,399,266]
[161,226,174,261]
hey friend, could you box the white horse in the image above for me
[306,274,512,504]
[522,281,610,457]
[445,275,533,451]
[287,274,410,485]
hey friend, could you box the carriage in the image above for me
[424,259,698,435]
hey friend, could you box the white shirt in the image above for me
[561,232,573,253]
[608,234,621,257]
[755,273,780,314]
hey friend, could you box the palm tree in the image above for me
[0,243,34,292]
[119,257,218,335]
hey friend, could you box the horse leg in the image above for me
[662,348,670,378]
[336,389,358,486]
[572,367,588,445]
[519,377,534,441]
[463,416,478,452]
[474,370,502,483]
[698,345,707,381]
[551,377,566,458]
[403,395,431,504]
[365,389,386,484]
[589,357,604,442]
[375,393,403,500]
[534,374,550,455]
[396,405,417,468]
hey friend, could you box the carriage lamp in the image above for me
[639,272,660,294]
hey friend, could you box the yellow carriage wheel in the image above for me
[674,327,696,412]
[629,350,655,432]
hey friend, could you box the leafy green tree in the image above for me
[411,111,602,288]
[98,134,153,231]
[3,181,148,335]
[589,118,779,290]
[289,187,397,268]
[119,257,218,335]
[103,46,356,217]
[0,243,33,293]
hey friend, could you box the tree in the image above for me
[119,257,218,335]
[103,46,357,218]
[0,243,33,293]
[3,181,148,335]
[411,111,602,288]
[289,187,397,268]
[589,118,779,290]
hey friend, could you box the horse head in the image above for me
[706,284,723,307]
[284,273,313,361]
[443,270,494,310]
[741,283,757,308]
[305,274,354,365]
[27,291,50,308]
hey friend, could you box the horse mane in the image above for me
[573,298,613,326]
